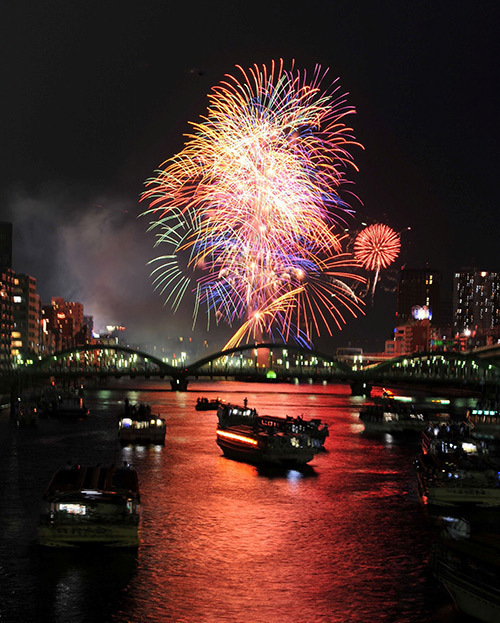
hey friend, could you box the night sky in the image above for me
[1,1,498,353]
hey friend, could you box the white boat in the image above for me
[359,404,428,434]
[118,402,166,445]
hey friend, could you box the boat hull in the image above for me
[216,427,315,465]
[38,520,139,548]
[434,556,500,622]
[360,420,427,434]
[416,470,500,508]
[118,415,166,445]
[39,465,141,548]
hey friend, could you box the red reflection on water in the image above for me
[105,381,447,623]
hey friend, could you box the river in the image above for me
[0,380,471,622]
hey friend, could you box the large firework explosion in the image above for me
[354,223,401,299]
[141,60,366,348]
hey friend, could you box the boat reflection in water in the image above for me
[37,548,138,623]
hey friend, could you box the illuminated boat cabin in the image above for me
[39,464,141,548]
[118,402,166,445]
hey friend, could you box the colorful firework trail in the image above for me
[354,223,401,298]
[141,60,366,348]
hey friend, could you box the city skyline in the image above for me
[1,2,498,352]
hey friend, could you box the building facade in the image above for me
[396,267,441,325]
[453,269,500,341]
[0,269,14,370]
[0,222,12,274]
[12,274,41,363]
[386,319,431,356]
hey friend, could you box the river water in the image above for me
[0,380,472,623]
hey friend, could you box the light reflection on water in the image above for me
[0,381,465,622]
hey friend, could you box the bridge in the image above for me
[5,343,500,398]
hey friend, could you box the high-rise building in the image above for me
[387,319,431,356]
[12,273,41,362]
[453,270,500,337]
[42,297,85,352]
[0,268,15,370]
[51,297,84,336]
[0,222,12,273]
[396,267,441,325]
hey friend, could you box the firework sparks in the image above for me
[354,223,401,298]
[141,59,366,347]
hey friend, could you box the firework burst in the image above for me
[354,223,401,298]
[141,59,366,348]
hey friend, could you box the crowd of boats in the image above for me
[10,387,167,549]
[27,389,330,550]
[358,392,500,622]
[13,381,500,619]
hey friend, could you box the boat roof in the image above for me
[43,465,139,499]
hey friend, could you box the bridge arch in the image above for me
[184,342,351,377]
[364,351,500,385]
[33,344,176,376]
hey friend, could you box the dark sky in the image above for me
[1,1,498,353]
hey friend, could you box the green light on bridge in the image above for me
[266,370,277,379]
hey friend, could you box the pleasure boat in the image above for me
[118,402,166,445]
[217,403,328,450]
[195,397,223,411]
[215,403,326,465]
[39,463,140,547]
[359,404,428,434]
[415,424,500,507]
[466,408,500,440]
[38,388,89,418]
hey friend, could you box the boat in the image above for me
[118,402,166,445]
[215,403,327,465]
[431,517,500,622]
[38,388,89,419]
[38,463,141,547]
[217,403,329,449]
[15,403,39,427]
[195,397,223,411]
[359,404,429,434]
[466,407,500,440]
[415,423,500,508]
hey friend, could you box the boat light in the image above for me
[58,503,87,515]
[461,442,478,454]
[121,418,133,427]
[217,430,258,446]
